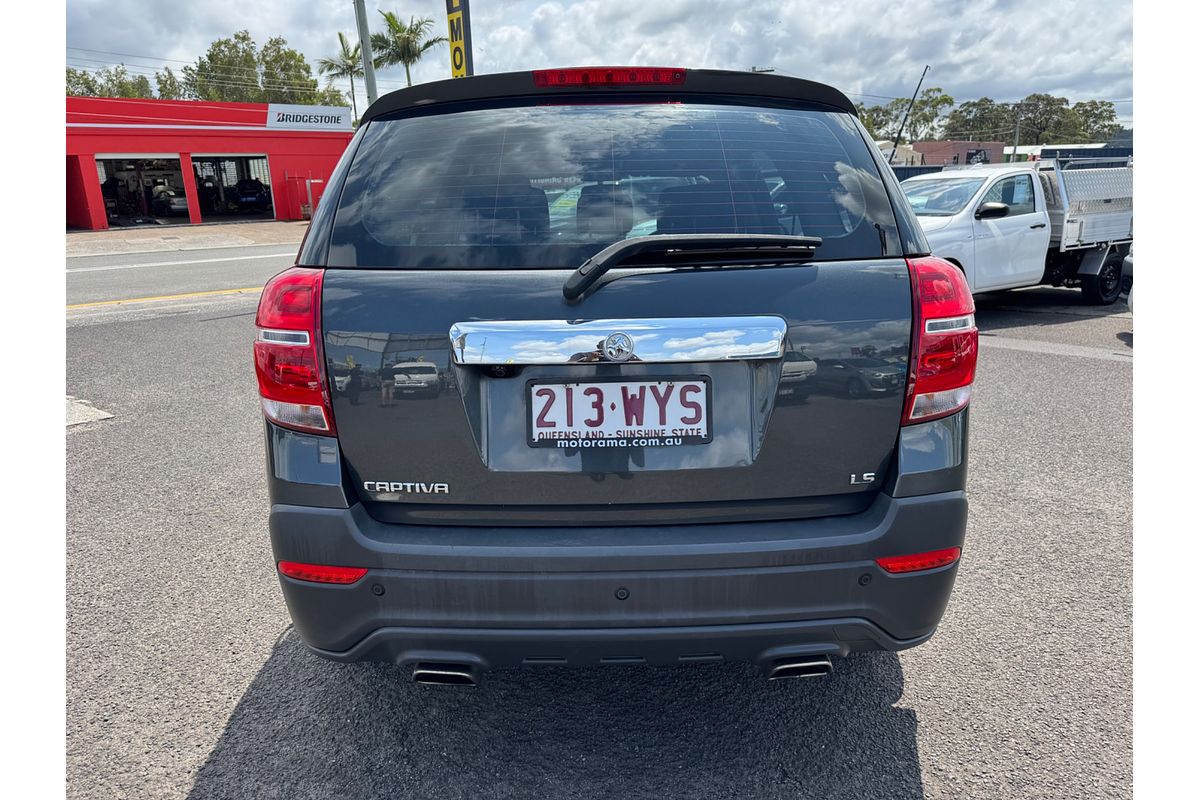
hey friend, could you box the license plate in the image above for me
[528,378,711,448]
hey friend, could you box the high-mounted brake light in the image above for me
[876,547,962,574]
[278,561,367,584]
[533,67,687,87]
[903,257,978,425]
[253,267,335,435]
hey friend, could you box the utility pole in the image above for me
[1010,105,1022,162]
[353,0,379,107]
[889,65,930,165]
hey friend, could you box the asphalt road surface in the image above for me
[66,244,298,306]
[66,249,1132,799]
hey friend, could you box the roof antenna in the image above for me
[889,65,930,165]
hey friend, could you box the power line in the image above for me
[66,58,405,98]
[67,63,333,98]
[66,60,356,102]
[66,45,412,88]
[67,56,335,90]
[845,92,907,101]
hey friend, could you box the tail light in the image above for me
[254,267,335,435]
[533,67,686,87]
[903,257,978,425]
[876,547,962,574]
[278,561,367,584]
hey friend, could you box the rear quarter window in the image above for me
[329,100,900,268]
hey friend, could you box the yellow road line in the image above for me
[67,286,263,310]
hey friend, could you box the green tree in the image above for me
[318,32,364,120]
[259,36,323,103]
[855,100,907,141]
[908,87,955,141]
[371,12,447,87]
[68,32,352,108]
[66,65,154,98]
[1071,100,1122,142]
[177,30,347,106]
[1109,126,1133,147]
[66,67,101,96]
[881,98,910,139]
[943,98,1016,141]
[314,85,348,107]
[155,66,185,100]
[855,103,887,140]
[183,30,262,102]
[857,89,953,144]
[1013,93,1084,145]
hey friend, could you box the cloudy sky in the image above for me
[65,0,1132,121]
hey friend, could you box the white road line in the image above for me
[66,252,295,273]
[67,292,261,320]
[66,239,303,260]
[984,303,1132,320]
[980,335,1133,363]
[66,396,114,426]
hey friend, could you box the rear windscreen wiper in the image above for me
[562,233,822,302]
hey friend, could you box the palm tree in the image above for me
[317,32,364,121]
[370,12,448,87]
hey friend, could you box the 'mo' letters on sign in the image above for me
[445,0,474,78]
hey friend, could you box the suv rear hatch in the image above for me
[310,69,917,526]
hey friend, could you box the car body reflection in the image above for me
[811,356,905,397]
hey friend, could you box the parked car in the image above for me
[778,350,818,400]
[229,179,271,213]
[901,159,1132,304]
[388,362,440,398]
[813,357,906,397]
[254,68,976,685]
[150,189,189,217]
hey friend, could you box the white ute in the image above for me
[900,158,1132,304]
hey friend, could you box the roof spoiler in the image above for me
[359,68,857,123]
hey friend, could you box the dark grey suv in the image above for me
[254,68,977,685]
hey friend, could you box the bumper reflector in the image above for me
[260,398,330,432]
[278,561,368,584]
[875,547,962,574]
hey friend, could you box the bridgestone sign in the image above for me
[266,104,352,131]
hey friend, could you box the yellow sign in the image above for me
[445,0,473,78]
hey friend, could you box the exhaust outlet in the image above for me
[412,662,478,687]
[767,655,833,680]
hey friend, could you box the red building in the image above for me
[66,96,354,230]
[911,140,1006,166]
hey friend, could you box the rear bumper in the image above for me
[270,490,967,667]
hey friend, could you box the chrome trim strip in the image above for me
[449,316,787,365]
[924,314,975,334]
[257,328,310,346]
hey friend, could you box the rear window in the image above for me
[329,101,900,268]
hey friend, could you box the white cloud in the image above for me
[663,330,745,350]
